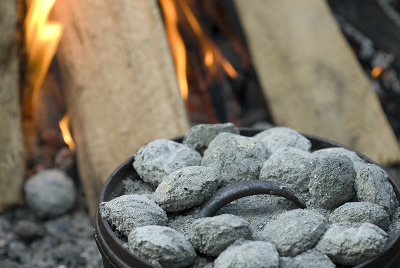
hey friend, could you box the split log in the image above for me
[234,0,400,165]
[0,1,25,211]
[52,0,189,214]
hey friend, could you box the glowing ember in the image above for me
[59,114,75,151]
[24,0,63,97]
[371,66,384,79]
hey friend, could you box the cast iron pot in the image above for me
[94,128,400,268]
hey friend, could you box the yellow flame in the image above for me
[25,0,63,96]
[371,66,383,79]
[159,0,188,100]
[59,114,75,151]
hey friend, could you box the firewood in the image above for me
[52,0,189,214]
[0,0,25,211]
[234,0,400,164]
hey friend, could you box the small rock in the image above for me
[100,194,167,237]
[329,202,390,231]
[259,209,327,257]
[15,220,44,242]
[316,222,388,266]
[214,240,279,268]
[128,225,196,268]
[133,139,202,186]
[355,163,398,216]
[201,133,269,186]
[308,154,355,209]
[190,214,253,257]
[253,127,311,153]
[154,166,220,212]
[24,169,77,219]
[312,147,365,172]
[279,250,335,268]
[259,147,317,192]
[183,123,240,154]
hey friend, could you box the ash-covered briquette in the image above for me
[388,207,400,241]
[259,209,327,257]
[329,201,390,231]
[100,194,167,237]
[355,163,398,216]
[154,166,220,212]
[312,147,365,172]
[213,239,279,268]
[316,222,388,266]
[24,169,77,219]
[308,154,356,209]
[189,214,253,257]
[128,225,196,268]
[201,133,269,187]
[182,122,239,155]
[133,139,202,186]
[260,147,317,193]
[253,126,312,153]
[279,249,335,268]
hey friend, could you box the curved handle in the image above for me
[196,180,307,218]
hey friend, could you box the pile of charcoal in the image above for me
[100,123,400,268]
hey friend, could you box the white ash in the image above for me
[213,239,279,268]
[329,201,390,230]
[260,147,317,192]
[355,163,398,216]
[128,225,196,268]
[315,222,388,266]
[388,207,400,240]
[312,147,365,172]
[154,166,220,212]
[201,133,269,186]
[279,249,335,268]
[133,139,202,186]
[183,123,239,155]
[259,209,327,257]
[253,126,311,153]
[122,178,156,196]
[24,169,77,219]
[100,194,167,237]
[216,195,301,239]
[189,214,253,257]
[308,154,356,209]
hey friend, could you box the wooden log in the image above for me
[234,0,400,165]
[52,0,190,214]
[0,0,25,211]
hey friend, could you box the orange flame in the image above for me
[159,0,188,100]
[25,0,63,96]
[59,114,75,151]
[159,0,237,100]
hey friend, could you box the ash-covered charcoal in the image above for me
[122,178,156,197]
[213,239,279,268]
[201,133,269,186]
[133,139,202,186]
[253,127,312,153]
[329,201,390,231]
[388,207,400,241]
[182,123,240,155]
[128,225,196,268]
[308,154,356,209]
[312,147,365,172]
[316,222,388,266]
[24,169,77,219]
[260,147,317,193]
[100,195,167,237]
[154,166,220,212]
[259,209,327,257]
[189,214,253,257]
[279,249,335,268]
[355,163,398,216]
